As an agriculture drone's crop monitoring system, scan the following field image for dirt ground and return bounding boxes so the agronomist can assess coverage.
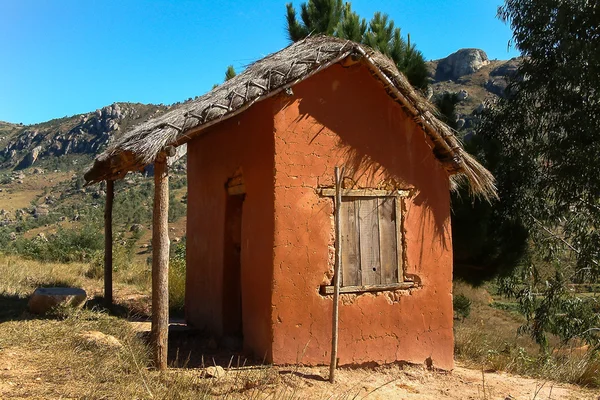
[276,363,600,399]
[1,345,598,399]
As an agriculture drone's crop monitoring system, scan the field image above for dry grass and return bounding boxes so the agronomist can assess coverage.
[453,281,600,388]
[1,254,597,398]
[0,309,310,399]
[0,253,304,399]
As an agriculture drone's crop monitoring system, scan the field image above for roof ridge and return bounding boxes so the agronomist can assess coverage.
[85,35,496,201]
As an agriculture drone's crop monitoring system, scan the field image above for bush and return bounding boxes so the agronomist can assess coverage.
[453,293,472,320]
[11,225,103,263]
[169,238,186,315]
[86,233,138,279]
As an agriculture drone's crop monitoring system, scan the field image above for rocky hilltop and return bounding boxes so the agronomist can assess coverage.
[0,103,169,170]
[0,48,521,172]
[427,48,521,133]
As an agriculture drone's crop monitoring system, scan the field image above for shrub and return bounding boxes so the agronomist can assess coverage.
[453,293,472,320]
[169,238,186,315]
[11,225,103,263]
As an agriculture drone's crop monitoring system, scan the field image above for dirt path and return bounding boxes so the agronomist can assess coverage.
[263,363,599,399]
[1,344,597,400]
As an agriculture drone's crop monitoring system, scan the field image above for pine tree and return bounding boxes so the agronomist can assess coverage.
[225,65,236,81]
[285,1,428,90]
[336,3,366,42]
[285,0,343,41]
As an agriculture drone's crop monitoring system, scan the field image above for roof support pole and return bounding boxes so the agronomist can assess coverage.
[151,153,170,371]
[329,165,344,383]
[104,179,114,307]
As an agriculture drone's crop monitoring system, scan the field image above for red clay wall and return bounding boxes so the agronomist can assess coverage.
[270,63,454,370]
[186,100,275,359]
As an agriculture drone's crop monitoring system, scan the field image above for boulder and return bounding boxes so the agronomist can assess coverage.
[435,49,489,81]
[19,146,43,168]
[28,287,87,314]
[456,89,469,101]
[33,205,49,218]
[490,58,521,77]
[486,77,509,97]
[77,331,122,350]
[130,224,144,233]
[205,366,226,378]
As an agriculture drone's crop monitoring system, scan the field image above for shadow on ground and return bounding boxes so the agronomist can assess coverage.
[0,294,30,322]
[0,291,150,323]
[87,295,151,321]
[136,327,257,369]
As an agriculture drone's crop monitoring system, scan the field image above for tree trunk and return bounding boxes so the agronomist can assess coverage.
[104,180,114,307]
[152,154,170,371]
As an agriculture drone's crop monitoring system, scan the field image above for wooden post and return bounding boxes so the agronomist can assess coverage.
[330,166,344,383]
[152,153,170,371]
[104,180,114,307]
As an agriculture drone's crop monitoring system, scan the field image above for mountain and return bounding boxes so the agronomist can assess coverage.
[0,103,170,171]
[426,48,521,133]
[0,47,520,262]
[0,48,520,173]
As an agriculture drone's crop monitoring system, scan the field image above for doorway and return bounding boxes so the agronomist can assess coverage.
[222,191,244,343]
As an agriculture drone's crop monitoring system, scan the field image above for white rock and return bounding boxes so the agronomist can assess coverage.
[457,89,469,101]
[205,366,226,378]
[78,331,122,350]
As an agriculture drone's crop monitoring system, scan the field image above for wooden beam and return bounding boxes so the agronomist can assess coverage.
[330,166,344,384]
[104,180,114,307]
[151,153,170,371]
[227,183,246,196]
[320,282,415,295]
[319,188,411,197]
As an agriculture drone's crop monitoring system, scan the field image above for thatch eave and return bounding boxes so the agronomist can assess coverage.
[84,35,497,201]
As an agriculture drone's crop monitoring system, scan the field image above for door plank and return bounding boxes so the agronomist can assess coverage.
[340,198,360,286]
[395,197,405,282]
[358,198,381,285]
[378,197,398,284]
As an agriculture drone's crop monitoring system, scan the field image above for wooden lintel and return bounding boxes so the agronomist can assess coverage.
[227,184,246,196]
[320,282,415,295]
[319,188,411,197]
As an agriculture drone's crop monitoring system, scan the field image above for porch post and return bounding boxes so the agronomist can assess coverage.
[104,179,114,307]
[151,152,170,371]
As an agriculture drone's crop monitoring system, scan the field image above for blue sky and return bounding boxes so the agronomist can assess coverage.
[0,0,519,125]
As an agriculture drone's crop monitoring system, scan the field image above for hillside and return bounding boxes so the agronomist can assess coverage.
[427,48,521,134]
[0,47,519,255]
[1,50,599,398]
[0,102,172,171]
[0,47,519,174]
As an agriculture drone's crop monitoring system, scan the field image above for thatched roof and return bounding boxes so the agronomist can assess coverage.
[84,35,496,200]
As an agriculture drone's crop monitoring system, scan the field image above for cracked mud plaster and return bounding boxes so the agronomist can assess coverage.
[180,62,455,369]
[269,62,454,370]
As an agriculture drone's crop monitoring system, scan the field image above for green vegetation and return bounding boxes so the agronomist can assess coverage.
[169,238,186,314]
[10,225,103,263]
[458,0,600,348]
[452,293,471,320]
[285,0,429,90]
[225,65,237,81]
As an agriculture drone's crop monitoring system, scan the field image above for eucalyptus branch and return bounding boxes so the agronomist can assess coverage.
[530,215,599,268]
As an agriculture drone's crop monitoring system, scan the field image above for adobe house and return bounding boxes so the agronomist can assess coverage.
[85,36,495,371]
